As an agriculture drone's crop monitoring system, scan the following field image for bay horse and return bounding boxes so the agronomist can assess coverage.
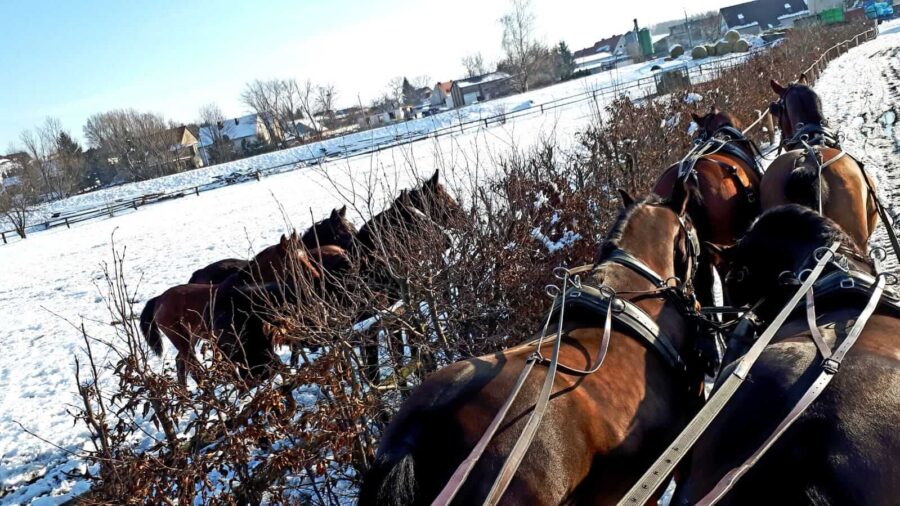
[674,205,900,504]
[653,107,763,301]
[761,75,878,251]
[189,206,355,284]
[653,106,763,372]
[354,169,463,383]
[360,193,710,505]
[140,233,319,385]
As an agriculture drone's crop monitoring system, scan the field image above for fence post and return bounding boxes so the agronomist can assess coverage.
[254,170,261,181]
[132,201,138,210]
[65,217,70,229]
[195,186,200,196]
[540,104,544,113]
[484,119,489,128]
[1,231,5,244]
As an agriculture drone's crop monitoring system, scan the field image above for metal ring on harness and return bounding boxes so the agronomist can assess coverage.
[798,268,814,283]
[869,246,887,262]
[553,266,569,280]
[545,284,561,299]
[778,270,799,286]
[878,272,900,286]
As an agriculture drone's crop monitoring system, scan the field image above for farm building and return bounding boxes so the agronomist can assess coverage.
[720,0,810,34]
[450,72,515,108]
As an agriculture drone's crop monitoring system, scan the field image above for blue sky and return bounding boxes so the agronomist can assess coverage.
[1,0,736,149]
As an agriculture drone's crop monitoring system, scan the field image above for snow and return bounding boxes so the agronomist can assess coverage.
[684,93,704,104]
[198,113,261,147]
[5,23,899,503]
[454,71,512,88]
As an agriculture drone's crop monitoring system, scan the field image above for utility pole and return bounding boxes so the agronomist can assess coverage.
[684,8,694,48]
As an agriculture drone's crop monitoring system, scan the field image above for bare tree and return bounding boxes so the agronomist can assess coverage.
[240,79,284,148]
[499,0,550,92]
[0,154,40,238]
[386,76,405,104]
[462,53,488,77]
[83,109,178,181]
[315,83,338,124]
[198,103,235,165]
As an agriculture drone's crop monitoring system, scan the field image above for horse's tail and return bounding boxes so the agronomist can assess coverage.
[786,163,829,210]
[139,296,163,356]
[358,446,418,506]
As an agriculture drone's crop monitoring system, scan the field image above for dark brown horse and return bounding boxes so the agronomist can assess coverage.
[189,206,355,284]
[355,169,463,383]
[360,193,709,505]
[654,107,763,307]
[761,75,878,250]
[140,234,319,385]
[674,205,900,504]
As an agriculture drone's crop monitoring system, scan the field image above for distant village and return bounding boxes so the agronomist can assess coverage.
[0,0,883,206]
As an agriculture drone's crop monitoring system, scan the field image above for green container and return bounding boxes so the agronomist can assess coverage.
[820,7,845,24]
[639,28,653,57]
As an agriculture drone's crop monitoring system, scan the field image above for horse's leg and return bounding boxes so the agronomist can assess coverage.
[176,353,188,387]
[361,331,380,385]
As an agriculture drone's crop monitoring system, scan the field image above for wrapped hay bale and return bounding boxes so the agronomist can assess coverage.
[734,39,751,52]
[715,40,733,55]
[670,44,685,58]
[706,44,718,57]
[724,29,741,43]
[691,45,708,59]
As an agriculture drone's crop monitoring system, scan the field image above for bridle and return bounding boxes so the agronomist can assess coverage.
[770,84,840,151]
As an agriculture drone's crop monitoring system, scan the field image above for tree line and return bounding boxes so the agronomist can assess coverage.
[1,0,577,238]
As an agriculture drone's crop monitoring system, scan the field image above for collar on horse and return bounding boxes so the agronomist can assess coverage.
[784,123,841,151]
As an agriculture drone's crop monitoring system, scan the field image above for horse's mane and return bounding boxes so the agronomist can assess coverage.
[742,204,861,261]
[597,194,669,262]
[719,111,742,131]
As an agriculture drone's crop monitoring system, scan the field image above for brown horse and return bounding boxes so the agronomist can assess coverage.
[140,234,319,385]
[355,169,463,383]
[359,193,709,505]
[761,75,878,250]
[674,205,900,504]
[189,206,356,284]
[654,107,763,306]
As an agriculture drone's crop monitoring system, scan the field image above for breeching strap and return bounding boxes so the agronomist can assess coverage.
[617,241,841,506]
[698,255,886,504]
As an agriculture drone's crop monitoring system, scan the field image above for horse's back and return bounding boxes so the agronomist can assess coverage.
[762,148,873,248]
[189,258,247,284]
[678,313,900,504]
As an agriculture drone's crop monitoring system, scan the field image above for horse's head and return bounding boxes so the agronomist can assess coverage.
[769,74,825,140]
[302,206,357,250]
[404,170,463,226]
[600,189,700,296]
[711,204,861,308]
[691,105,742,140]
[268,232,320,281]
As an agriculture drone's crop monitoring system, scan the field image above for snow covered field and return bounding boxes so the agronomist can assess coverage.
[22,45,762,228]
[2,22,899,504]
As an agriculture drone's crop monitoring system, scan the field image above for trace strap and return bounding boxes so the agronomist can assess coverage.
[698,254,886,504]
[617,241,841,506]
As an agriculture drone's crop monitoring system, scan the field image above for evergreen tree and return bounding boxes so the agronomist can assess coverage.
[555,41,575,81]
[401,77,418,105]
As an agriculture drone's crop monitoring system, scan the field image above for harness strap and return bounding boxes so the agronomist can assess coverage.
[617,241,840,505]
[483,273,572,505]
[605,249,668,288]
[805,287,832,359]
[698,258,886,504]
[862,168,900,264]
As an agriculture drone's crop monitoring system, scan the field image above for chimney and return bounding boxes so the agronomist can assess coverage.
[633,18,640,33]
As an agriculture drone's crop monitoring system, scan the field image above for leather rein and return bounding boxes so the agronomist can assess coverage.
[431,211,701,506]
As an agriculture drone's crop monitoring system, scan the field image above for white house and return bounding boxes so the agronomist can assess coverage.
[431,81,454,108]
[199,114,279,164]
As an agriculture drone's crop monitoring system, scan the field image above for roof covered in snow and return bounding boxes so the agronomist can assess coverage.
[199,114,261,147]
[721,0,808,29]
[454,72,513,89]
[573,34,624,59]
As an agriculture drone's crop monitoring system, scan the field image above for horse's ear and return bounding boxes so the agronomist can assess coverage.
[710,104,720,115]
[280,234,288,248]
[797,72,808,85]
[338,205,347,217]
[690,112,702,124]
[770,79,786,95]
[330,207,342,221]
[617,188,636,208]
[426,169,440,189]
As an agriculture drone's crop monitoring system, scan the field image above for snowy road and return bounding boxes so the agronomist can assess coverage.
[816,20,900,272]
[1,21,899,504]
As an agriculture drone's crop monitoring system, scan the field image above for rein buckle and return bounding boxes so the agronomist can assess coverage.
[822,358,840,374]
